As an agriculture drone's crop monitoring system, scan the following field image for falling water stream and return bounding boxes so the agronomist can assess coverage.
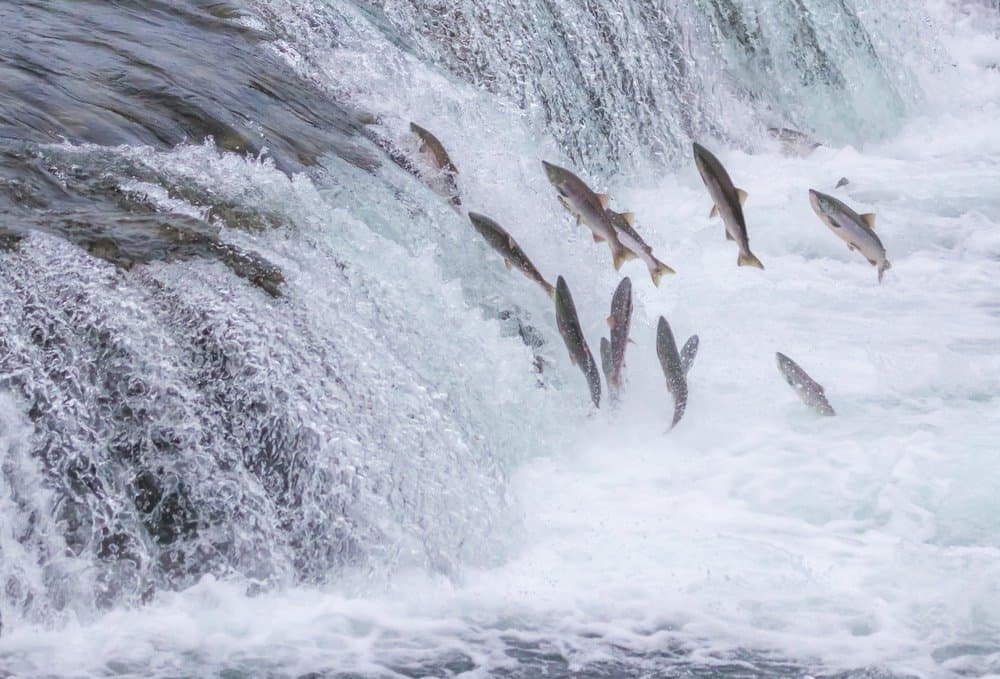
[0,0,998,675]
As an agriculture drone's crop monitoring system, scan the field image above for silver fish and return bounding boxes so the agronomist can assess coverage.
[542,161,636,270]
[605,210,676,285]
[656,316,688,429]
[767,127,821,157]
[555,276,601,407]
[410,122,461,207]
[468,212,555,299]
[692,143,764,269]
[808,189,890,282]
[601,277,633,399]
[775,352,836,416]
[679,335,699,375]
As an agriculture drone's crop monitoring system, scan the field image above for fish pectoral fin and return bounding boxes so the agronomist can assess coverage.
[737,188,748,205]
[503,258,513,270]
[866,257,878,266]
[725,229,734,241]
[606,315,615,330]
[592,232,606,243]
[709,204,719,219]
[575,215,582,227]
[621,211,636,226]
[597,193,611,209]
[847,243,856,251]
[860,213,876,230]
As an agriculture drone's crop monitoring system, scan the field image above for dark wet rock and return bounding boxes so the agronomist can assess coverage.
[160,220,286,297]
[0,0,376,175]
[0,227,22,251]
[0,140,285,295]
[497,307,547,375]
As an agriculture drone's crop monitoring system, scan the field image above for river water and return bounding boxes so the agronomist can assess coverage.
[0,0,998,676]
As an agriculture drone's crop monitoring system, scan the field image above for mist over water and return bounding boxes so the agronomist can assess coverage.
[0,0,998,676]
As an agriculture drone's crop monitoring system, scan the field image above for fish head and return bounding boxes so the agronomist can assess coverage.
[808,189,836,218]
[542,160,571,189]
[656,316,680,367]
[775,352,798,383]
[692,142,728,197]
[612,276,631,308]
[467,212,495,236]
[544,163,596,217]
[691,142,712,177]
[554,276,574,323]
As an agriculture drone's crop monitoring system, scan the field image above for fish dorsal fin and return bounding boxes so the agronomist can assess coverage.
[597,193,610,209]
[860,213,876,230]
[709,204,718,219]
[736,189,748,205]
[606,315,615,329]
[621,212,636,226]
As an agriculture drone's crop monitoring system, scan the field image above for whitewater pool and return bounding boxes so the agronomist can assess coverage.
[0,0,998,676]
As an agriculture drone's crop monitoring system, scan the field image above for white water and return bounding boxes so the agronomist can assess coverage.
[2,1,999,677]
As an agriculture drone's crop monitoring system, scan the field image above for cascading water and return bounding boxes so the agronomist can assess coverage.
[0,0,998,676]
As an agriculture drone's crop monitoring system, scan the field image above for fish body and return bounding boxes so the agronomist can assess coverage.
[605,210,676,285]
[361,127,423,180]
[542,161,634,269]
[410,122,461,207]
[692,143,763,269]
[656,316,688,429]
[555,276,601,407]
[601,277,633,398]
[775,352,836,416]
[468,213,555,298]
[599,337,614,397]
[767,127,821,157]
[679,335,699,375]
[808,189,890,282]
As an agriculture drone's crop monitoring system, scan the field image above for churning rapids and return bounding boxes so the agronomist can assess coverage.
[0,0,999,676]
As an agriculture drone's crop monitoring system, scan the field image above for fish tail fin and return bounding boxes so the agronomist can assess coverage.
[878,260,891,283]
[545,283,556,300]
[587,363,602,408]
[738,251,764,269]
[670,397,686,430]
[650,260,676,287]
[612,245,637,270]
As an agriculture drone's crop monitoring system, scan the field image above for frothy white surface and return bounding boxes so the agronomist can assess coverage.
[2,2,999,677]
